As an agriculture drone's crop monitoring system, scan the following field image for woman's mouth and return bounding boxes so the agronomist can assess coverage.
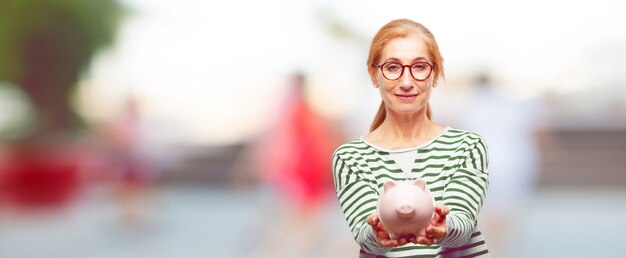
[394,93,418,102]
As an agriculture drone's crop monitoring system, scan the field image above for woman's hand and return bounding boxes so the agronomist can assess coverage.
[367,205,449,247]
[367,213,411,247]
[424,205,449,245]
[406,205,449,246]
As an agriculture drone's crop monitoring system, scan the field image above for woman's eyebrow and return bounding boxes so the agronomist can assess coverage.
[383,57,429,63]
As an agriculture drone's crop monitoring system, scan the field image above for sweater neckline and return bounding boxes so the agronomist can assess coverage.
[359,126,450,153]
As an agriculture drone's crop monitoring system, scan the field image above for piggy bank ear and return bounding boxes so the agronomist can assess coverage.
[413,179,426,190]
[383,181,397,192]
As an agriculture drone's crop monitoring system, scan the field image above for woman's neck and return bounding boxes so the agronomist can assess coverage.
[381,110,432,140]
[366,108,443,150]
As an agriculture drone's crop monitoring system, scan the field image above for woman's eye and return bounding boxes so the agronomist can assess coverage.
[385,64,401,72]
[412,63,428,71]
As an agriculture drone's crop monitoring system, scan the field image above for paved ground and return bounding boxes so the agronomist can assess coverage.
[1,186,625,258]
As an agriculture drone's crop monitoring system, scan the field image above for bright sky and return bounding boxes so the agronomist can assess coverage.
[76,0,626,146]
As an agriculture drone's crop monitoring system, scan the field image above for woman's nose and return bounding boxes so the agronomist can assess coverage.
[399,67,414,89]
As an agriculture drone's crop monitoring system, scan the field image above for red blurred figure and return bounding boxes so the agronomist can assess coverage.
[233,72,346,256]
[256,73,342,213]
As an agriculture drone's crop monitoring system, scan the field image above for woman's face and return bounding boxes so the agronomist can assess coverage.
[375,34,435,115]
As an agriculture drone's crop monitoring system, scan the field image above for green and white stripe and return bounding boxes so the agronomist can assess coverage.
[332,128,490,258]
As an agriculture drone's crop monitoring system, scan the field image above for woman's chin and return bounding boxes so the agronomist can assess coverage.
[390,106,423,114]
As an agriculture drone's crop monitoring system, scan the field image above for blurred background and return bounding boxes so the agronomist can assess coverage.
[1,0,625,257]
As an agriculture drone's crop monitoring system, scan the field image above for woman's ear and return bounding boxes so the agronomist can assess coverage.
[369,70,380,88]
[371,77,379,88]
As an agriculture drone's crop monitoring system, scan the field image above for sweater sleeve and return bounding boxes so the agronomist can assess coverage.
[332,151,392,255]
[439,136,489,247]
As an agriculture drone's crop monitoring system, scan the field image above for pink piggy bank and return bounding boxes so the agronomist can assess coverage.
[377,179,435,239]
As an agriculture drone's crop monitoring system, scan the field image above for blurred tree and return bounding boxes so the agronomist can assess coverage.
[0,0,123,141]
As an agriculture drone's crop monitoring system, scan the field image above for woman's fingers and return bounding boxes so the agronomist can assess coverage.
[367,213,379,226]
[368,213,411,248]
[436,205,449,215]
[415,236,434,246]
[368,213,428,248]
[380,238,399,247]
[435,206,449,222]
[431,206,448,225]
[376,221,384,230]
[426,225,447,238]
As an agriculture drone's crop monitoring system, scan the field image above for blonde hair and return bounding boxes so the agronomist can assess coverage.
[367,19,445,132]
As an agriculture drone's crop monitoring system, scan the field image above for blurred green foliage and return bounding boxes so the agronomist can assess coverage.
[0,0,123,139]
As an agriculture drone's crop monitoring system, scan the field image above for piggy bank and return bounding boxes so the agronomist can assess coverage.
[377,179,435,240]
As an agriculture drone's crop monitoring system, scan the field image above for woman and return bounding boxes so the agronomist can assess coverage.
[332,19,490,257]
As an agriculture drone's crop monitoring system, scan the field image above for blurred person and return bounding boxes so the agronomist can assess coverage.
[332,19,490,257]
[231,72,346,257]
[103,96,157,230]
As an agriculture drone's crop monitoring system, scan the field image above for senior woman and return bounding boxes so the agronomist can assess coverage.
[332,19,490,257]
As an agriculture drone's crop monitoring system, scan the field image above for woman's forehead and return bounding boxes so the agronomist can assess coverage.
[381,35,429,62]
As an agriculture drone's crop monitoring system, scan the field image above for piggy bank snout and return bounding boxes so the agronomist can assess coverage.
[397,204,415,217]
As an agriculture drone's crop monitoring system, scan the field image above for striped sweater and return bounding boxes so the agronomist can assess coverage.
[332,128,490,257]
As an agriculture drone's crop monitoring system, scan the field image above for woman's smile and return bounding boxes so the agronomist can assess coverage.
[394,93,419,102]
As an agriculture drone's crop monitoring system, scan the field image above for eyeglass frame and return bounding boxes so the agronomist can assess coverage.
[376,61,434,81]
